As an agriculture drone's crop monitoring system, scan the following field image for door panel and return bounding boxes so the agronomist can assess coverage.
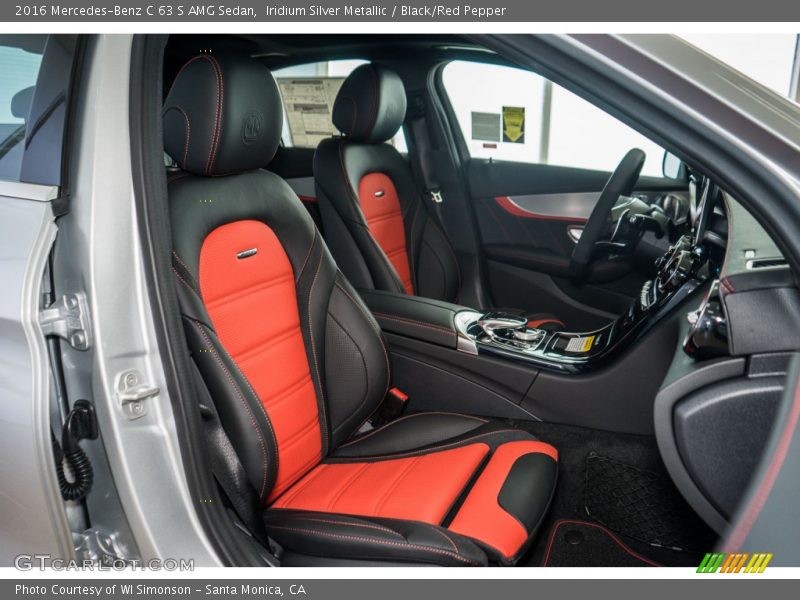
[466,158,689,330]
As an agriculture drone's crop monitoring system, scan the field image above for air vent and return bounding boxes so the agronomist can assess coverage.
[746,257,787,270]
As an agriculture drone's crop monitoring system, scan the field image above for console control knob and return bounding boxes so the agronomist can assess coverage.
[512,329,544,343]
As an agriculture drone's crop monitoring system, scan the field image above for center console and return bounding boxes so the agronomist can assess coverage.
[454,235,708,373]
[358,235,711,434]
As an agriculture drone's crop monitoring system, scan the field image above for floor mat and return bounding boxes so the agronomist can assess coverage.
[514,421,717,567]
[541,519,661,567]
[583,453,714,552]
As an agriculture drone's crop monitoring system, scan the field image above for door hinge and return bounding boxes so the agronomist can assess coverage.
[40,293,92,350]
[115,369,160,420]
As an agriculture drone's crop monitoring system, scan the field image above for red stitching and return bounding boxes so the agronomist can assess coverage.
[338,412,488,449]
[541,519,661,567]
[331,431,522,462]
[427,525,459,554]
[407,202,421,293]
[725,372,800,551]
[373,457,421,514]
[205,55,224,175]
[164,105,191,167]
[326,463,372,511]
[371,312,455,336]
[335,96,358,136]
[366,65,379,139]
[192,321,270,500]
[307,249,330,455]
[172,267,200,298]
[271,462,328,508]
[266,525,478,565]
[270,515,405,540]
[167,171,190,184]
[333,281,391,399]
[296,229,317,283]
[172,55,222,176]
[723,277,736,293]
[431,220,462,295]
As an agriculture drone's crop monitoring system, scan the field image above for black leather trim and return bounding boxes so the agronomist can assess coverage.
[358,289,465,349]
[333,412,488,459]
[497,452,559,532]
[324,274,391,448]
[183,316,279,506]
[164,54,282,176]
[332,63,406,144]
[264,510,487,567]
[328,421,536,463]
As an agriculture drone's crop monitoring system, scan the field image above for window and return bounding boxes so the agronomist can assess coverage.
[273,60,407,151]
[442,60,667,177]
[0,35,46,182]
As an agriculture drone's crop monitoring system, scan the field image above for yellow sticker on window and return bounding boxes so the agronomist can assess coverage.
[502,106,525,143]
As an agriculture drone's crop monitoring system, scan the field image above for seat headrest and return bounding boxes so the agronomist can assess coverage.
[11,86,34,120]
[332,64,407,144]
[163,54,282,176]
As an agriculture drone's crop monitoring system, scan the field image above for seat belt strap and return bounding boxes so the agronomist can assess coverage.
[190,361,271,548]
[406,92,445,210]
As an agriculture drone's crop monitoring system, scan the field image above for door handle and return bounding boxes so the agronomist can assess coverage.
[567,225,584,243]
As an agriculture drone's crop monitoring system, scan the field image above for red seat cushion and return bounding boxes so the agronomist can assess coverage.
[271,438,558,562]
[271,443,489,524]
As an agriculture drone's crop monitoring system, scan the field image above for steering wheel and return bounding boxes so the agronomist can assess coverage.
[569,148,646,280]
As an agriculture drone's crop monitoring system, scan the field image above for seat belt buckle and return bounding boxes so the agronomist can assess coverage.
[429,189,443,204]
[379,387,409,423]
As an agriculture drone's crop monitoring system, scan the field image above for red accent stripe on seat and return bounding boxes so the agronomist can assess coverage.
[359,173,414,294]
[199,219,322,501]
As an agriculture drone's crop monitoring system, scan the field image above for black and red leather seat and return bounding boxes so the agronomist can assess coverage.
[313,63,565,331]
[163,54,558,567]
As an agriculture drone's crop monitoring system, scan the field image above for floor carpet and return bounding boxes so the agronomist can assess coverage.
[511,420,718,567]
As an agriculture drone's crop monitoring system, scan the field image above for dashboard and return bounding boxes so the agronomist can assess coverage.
[653,176,800,533]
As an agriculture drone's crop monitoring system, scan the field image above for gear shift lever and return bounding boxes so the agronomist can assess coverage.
[476,312,546,349]
[476,313,528,337]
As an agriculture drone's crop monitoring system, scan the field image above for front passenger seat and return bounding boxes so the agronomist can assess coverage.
[314,63,565,330]
[163,53,558,567]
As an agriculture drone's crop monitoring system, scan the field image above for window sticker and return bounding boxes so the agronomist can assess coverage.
[470,111,501,142]
[277,77,345,147]
[502,106,525,143]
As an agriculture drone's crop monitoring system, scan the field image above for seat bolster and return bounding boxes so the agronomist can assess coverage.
[449,440,558,565]
[332,412,491,459]
[264,510,488,567]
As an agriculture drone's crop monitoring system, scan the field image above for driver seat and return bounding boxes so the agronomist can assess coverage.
[314,63,566,330]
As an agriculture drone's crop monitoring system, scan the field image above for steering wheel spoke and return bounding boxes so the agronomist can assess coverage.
[570,149,646,280]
